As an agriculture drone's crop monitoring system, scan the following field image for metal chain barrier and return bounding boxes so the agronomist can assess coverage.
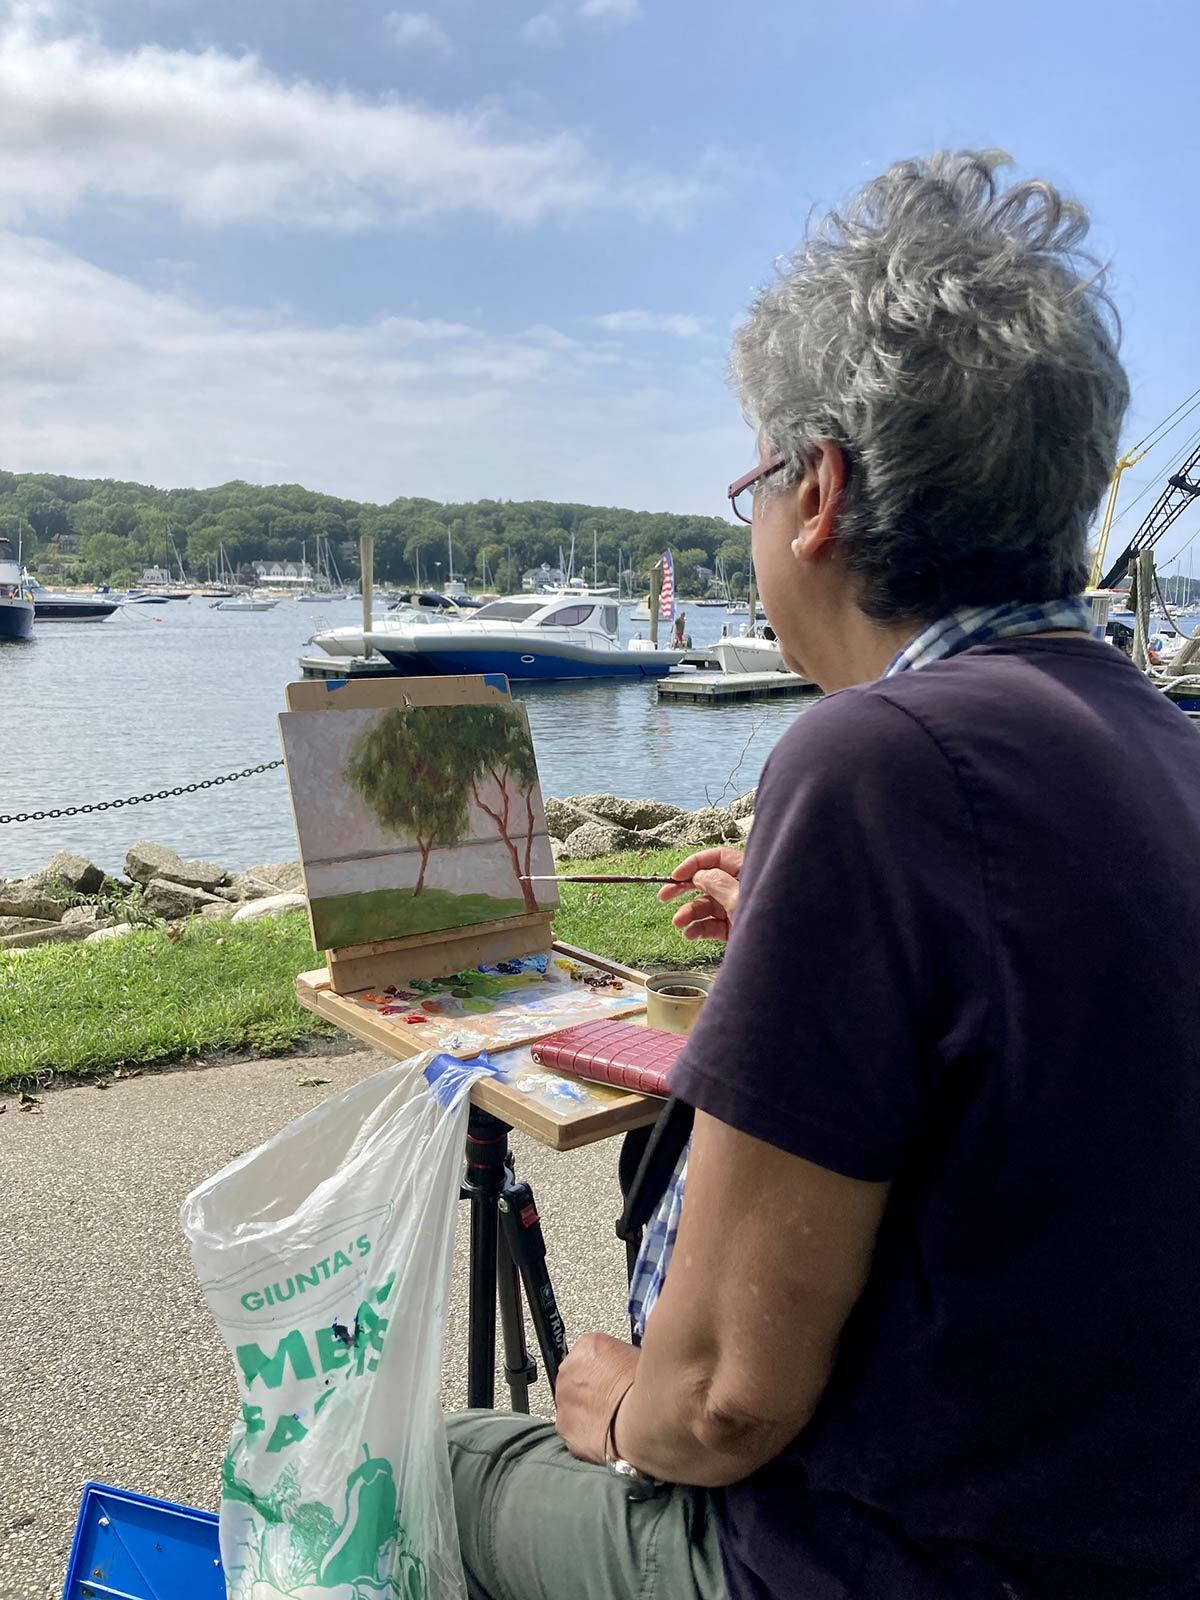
[0,760,284,825]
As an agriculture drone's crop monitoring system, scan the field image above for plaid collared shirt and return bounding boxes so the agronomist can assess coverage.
[627,594,1094,1337]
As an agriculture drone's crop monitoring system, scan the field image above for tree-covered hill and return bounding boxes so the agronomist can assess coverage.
[0,469,749,596]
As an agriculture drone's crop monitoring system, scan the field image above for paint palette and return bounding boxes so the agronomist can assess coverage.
[347,954,646,1058]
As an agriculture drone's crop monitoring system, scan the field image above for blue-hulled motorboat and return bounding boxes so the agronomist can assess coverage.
[0,537,33,640]
[362,592,684,680]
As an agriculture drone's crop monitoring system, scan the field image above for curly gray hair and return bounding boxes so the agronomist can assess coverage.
[731,150,1130,621]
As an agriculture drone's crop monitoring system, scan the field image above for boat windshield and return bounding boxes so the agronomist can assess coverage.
[472,600,545,622]
[539,604,594,627]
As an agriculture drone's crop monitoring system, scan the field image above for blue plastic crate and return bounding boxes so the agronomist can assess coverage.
[62,1483,224,1600]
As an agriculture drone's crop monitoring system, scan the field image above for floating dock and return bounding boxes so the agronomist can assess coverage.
[297,652,400,681]
[657,670,819,703]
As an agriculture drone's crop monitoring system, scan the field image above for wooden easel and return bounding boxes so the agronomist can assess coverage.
[283,674,655,1145]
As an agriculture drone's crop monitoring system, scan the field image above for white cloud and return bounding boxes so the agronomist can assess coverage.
[593,310,706,337]
[520,8,562,45]
[0,234,741,512]
[383,10,453,55]
[579,0,640,21]
[0,11,698,230]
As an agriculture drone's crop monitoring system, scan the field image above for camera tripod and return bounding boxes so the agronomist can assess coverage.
[460,1098,691,1407]
[461,1107,569,1410]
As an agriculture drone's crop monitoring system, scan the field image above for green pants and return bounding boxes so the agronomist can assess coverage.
[446,1410,730,1600]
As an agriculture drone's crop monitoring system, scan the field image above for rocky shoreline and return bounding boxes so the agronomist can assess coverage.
[0,844,306,951]
[0,792,755,952]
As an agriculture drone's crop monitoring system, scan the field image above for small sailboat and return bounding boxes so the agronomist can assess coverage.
[217,593,278,612]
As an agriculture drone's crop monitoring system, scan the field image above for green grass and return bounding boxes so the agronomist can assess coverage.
[311,885,526,950]
[0,912,334,1084]
[0,851,722,1086]
[552,849,725,973]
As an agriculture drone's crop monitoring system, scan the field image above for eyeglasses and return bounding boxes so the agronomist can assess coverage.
[727,453,785,524]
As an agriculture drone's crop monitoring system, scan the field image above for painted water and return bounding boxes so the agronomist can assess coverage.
[0,599,816,878]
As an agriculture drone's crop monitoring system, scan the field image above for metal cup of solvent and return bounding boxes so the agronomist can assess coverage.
[643,973,714,1036]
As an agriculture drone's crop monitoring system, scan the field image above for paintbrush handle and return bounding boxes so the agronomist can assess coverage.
[520,873,677,884]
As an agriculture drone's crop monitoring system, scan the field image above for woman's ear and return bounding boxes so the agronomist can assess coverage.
[792,442,849,561]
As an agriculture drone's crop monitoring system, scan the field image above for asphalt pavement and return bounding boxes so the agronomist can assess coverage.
[0,1044,632,1599]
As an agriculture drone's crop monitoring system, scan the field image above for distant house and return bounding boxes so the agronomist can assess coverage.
[252,559,312,585]
[521,563,566,591]
[56,534,80,554]
[140,565,172,585]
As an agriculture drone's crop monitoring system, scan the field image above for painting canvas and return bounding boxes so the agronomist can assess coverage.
[279,700,559,950]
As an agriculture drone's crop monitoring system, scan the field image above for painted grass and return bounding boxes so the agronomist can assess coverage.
[310,885,528,950]
[0,851,722,1085]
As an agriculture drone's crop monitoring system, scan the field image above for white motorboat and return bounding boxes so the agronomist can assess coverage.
[311,592,467,657]
[713,632,800,676]
[0,537,33,640]
[363,592,685,681]
[217,594,278,612]
[25,576,121,622]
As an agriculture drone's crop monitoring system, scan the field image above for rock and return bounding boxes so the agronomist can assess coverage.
[43,851,106,895]
[0,916,61,938]
[550,837,568,864]
[558,820,639,861]
[142,879,226,919]
[61,905,115,931]
[125,841,228,891]
[0,880,68,921]
[85,922,135,942]
[125,841,183,886]
[198,901,238,921]
[171,857,228,892]
[229,861,305,900]
[567,794,687,832]
[543,798,592,841]
[0,923,88,950]
[735,815,754,839]
[645,806,742,851]
[728,790,758,820]
[230,892,308,923]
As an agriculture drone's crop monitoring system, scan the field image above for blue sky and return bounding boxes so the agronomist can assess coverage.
[1,0,1197,560]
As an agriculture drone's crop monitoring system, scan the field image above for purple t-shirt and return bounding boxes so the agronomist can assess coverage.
[672,638,1200,1600]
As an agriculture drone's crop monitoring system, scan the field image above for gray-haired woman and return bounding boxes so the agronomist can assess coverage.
[446,152,1200,1600]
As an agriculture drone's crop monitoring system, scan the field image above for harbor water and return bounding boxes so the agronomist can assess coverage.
[0,599,816,879]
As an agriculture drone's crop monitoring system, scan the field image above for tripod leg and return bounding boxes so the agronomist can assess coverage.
[466,1188,498,1410]
[500,1178,568,1395]
[495,1226,537,1413]
[463,1108,513,1411]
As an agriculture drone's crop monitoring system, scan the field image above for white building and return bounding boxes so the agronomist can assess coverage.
[521,563,566,591]
[252,559,314,586]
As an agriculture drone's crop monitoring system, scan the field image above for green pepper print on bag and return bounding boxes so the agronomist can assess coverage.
[318,1447,401,1589]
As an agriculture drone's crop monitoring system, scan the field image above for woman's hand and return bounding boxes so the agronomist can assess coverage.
[554,1332,640,1464]
[659,847,744,942]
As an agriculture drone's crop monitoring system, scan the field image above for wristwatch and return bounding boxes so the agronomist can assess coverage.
[604,1390,662,1492]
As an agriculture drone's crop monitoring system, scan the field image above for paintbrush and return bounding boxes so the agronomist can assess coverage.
[519,873,678,885]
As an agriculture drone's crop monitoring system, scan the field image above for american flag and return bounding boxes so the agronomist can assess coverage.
[659,549,675,622]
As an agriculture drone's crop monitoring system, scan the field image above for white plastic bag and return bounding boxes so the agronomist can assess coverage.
[182,1052,488,1600]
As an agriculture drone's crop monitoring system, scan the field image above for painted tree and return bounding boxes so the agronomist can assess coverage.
[451,705,542,913]
[343,707,473,896]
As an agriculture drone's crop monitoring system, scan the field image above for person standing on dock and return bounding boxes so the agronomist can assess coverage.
[445,151,1200,1600]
